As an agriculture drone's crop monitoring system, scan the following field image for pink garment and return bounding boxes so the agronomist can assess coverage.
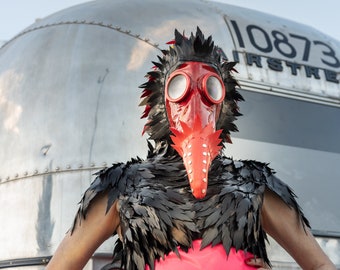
[145,239,256,270]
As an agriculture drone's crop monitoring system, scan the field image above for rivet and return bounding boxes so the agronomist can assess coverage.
[15,173,19,178]
[102,162,107,166]
[90,163,95,167]
[34,170,38,174]
[183,153,187,158]
[203,178,207,183]
[188,152,192,156]
[188,144,192,149]
[202,168,207,173]
[78,164,83,168]
[203,160,207,164]
[6,176,10,180]
[55,167,60,171]
[188,160,192,165]
[191,188,194,193]
[188,169,193,174]
[203,152,207,156]
[202,189,206,194]
[66,165,71,169]
[189,178,193,183]
[202,143,207,148]
[24,171,28,176]
[44,168,48,173]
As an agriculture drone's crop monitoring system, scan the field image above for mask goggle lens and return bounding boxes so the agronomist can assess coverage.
[204,75,225,103]
[166,73,190,102]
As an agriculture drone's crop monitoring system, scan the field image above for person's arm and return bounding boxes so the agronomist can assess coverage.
[46,192,119,270]
[261,189,336,270]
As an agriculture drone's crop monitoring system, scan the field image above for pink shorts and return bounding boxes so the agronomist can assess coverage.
[146,239,256,269]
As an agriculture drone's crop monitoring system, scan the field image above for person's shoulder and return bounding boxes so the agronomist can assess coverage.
[219,157,311,228]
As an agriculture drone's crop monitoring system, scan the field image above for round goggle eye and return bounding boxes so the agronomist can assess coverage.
[167,74,188,101]
[206,76,224,102]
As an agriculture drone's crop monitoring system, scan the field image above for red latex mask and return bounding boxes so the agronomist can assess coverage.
[165,62,225,199]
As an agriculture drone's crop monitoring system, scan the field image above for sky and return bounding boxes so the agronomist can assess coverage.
[0,0,339,42]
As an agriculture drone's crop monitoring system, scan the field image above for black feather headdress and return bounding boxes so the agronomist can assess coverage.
[139,27,244,153]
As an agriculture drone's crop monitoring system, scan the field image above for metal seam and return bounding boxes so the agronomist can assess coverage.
[1,21,160,50]
[0,164,106,185]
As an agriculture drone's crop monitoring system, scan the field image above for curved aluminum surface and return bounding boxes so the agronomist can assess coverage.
[0,0,339,268]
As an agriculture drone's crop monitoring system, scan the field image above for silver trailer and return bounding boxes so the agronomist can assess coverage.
[0,0,339,268]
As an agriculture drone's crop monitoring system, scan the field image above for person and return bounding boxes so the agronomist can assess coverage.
[46,28,336,270]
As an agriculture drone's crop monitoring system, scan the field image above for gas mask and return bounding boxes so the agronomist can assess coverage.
[165,61,225,199]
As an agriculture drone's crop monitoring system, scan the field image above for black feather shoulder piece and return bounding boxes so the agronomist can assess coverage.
[72,153,310,270]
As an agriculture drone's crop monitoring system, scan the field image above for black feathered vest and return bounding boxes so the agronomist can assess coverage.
[74,154,309,270]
